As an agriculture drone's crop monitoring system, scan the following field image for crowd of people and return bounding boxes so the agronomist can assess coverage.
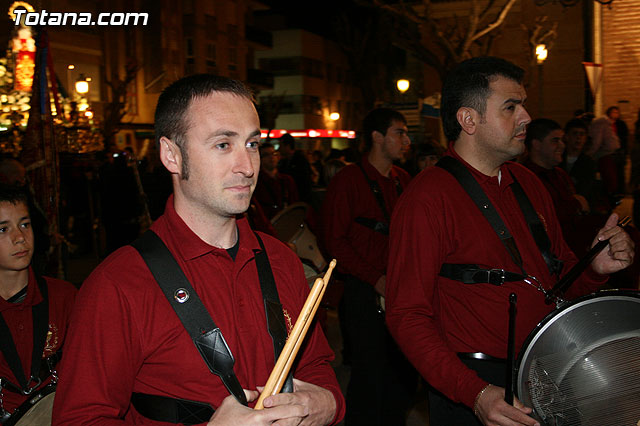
[0,57,638,426]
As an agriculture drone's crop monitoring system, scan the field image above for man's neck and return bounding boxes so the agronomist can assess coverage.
[0,269,29,301]
[367,150,393,178]
[173,196,239,249]
[529,154,552,170]
[453,139,503,177]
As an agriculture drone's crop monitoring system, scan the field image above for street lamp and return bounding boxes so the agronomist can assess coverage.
[536,44,548,64]
[75,74,89,94]
[396,79,410,94]
[329,112,340,121]
[535,44,548,116]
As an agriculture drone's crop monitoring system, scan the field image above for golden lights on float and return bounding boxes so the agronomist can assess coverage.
[9,2,36,92]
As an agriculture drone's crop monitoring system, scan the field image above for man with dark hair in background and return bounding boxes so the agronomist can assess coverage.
[386,57,634,426]
[321,107,415,426]
[523,118,602,257]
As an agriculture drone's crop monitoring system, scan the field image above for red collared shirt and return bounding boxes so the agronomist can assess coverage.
[53,196,344,425]
[320,155,411,285]
[386,146,607,409]
[0,268,76,413]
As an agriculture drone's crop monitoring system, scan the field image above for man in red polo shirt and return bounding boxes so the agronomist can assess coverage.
[386,57,634,426]
[320,108,415,426]
[0,185,76,420]
[53,75,344,425]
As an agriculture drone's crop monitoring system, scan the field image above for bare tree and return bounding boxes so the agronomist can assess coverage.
[332,6,404,110]
[364,0,518,79]
[522,16,558,66]
[101,58,140,151]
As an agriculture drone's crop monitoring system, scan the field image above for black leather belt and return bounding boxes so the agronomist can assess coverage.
[458,352,506,362]
[131,392,214,425]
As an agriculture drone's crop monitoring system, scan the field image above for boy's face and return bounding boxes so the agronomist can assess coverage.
[0,201,33,274]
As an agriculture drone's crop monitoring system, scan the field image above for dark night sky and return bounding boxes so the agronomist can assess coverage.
[258,0,356,40]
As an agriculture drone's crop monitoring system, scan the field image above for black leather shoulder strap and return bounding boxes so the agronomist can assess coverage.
[436,156,563,278]
[132,229,294,404]
[0,274,49,395]
[131,230,248,406]
[437,156,525,274]
[253,233,293,394]
[509,172,563,276]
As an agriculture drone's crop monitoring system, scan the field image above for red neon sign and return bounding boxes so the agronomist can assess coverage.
[261,129,356,139]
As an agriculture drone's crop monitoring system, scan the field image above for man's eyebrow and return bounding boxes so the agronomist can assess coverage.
[210,129,239,138]
[503,97,525,105]
[209,129,261,140]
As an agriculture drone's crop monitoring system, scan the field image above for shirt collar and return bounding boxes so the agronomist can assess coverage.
[0,268,39,311]
[446,143,515,187]
[362,152,398,181]
[153,195,262,262]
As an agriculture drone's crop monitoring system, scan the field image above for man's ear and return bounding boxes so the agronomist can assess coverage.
[371,130,385,148]
[159,136,182,175]
[457,107,478,136]
[530,138,541,153]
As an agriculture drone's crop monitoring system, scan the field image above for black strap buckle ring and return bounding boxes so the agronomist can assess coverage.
[21,376,41,395]
[489,269,508,285]
[471,268,507,286]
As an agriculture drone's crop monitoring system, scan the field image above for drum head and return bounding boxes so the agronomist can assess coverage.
[271,202,327,271]
[9,385,56,426]
[271,203,308,243]
[517,290,640,425]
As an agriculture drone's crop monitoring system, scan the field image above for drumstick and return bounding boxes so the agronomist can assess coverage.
[254,259,337,410]
[505,293,517,405]
[272,261,337,393]
[546,215,631,304]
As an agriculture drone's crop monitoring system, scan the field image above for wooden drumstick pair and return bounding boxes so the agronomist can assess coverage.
[254,259,337,410]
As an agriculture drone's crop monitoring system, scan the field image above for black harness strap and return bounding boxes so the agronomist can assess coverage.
[254,234,293,394]
[354,162,403,235]
[0,275,49,396]
[510,176,564,277]
[131,230,247,407]
[130,229,294,423]
[436,156,563,284]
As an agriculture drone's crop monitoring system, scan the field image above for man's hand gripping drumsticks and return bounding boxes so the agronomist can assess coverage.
[207,260,338,426]
[255,259,337,409]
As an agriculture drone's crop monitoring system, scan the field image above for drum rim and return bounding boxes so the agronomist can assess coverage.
[515,289,640,404]
[5,383,56,426]
[270,202,309,226]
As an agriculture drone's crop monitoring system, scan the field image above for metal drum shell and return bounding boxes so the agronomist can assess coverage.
[516,289,640,426]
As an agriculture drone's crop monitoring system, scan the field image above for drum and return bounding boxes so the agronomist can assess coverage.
[4,383,56,426]
[516,290,640,426]
[271,203,327,273]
